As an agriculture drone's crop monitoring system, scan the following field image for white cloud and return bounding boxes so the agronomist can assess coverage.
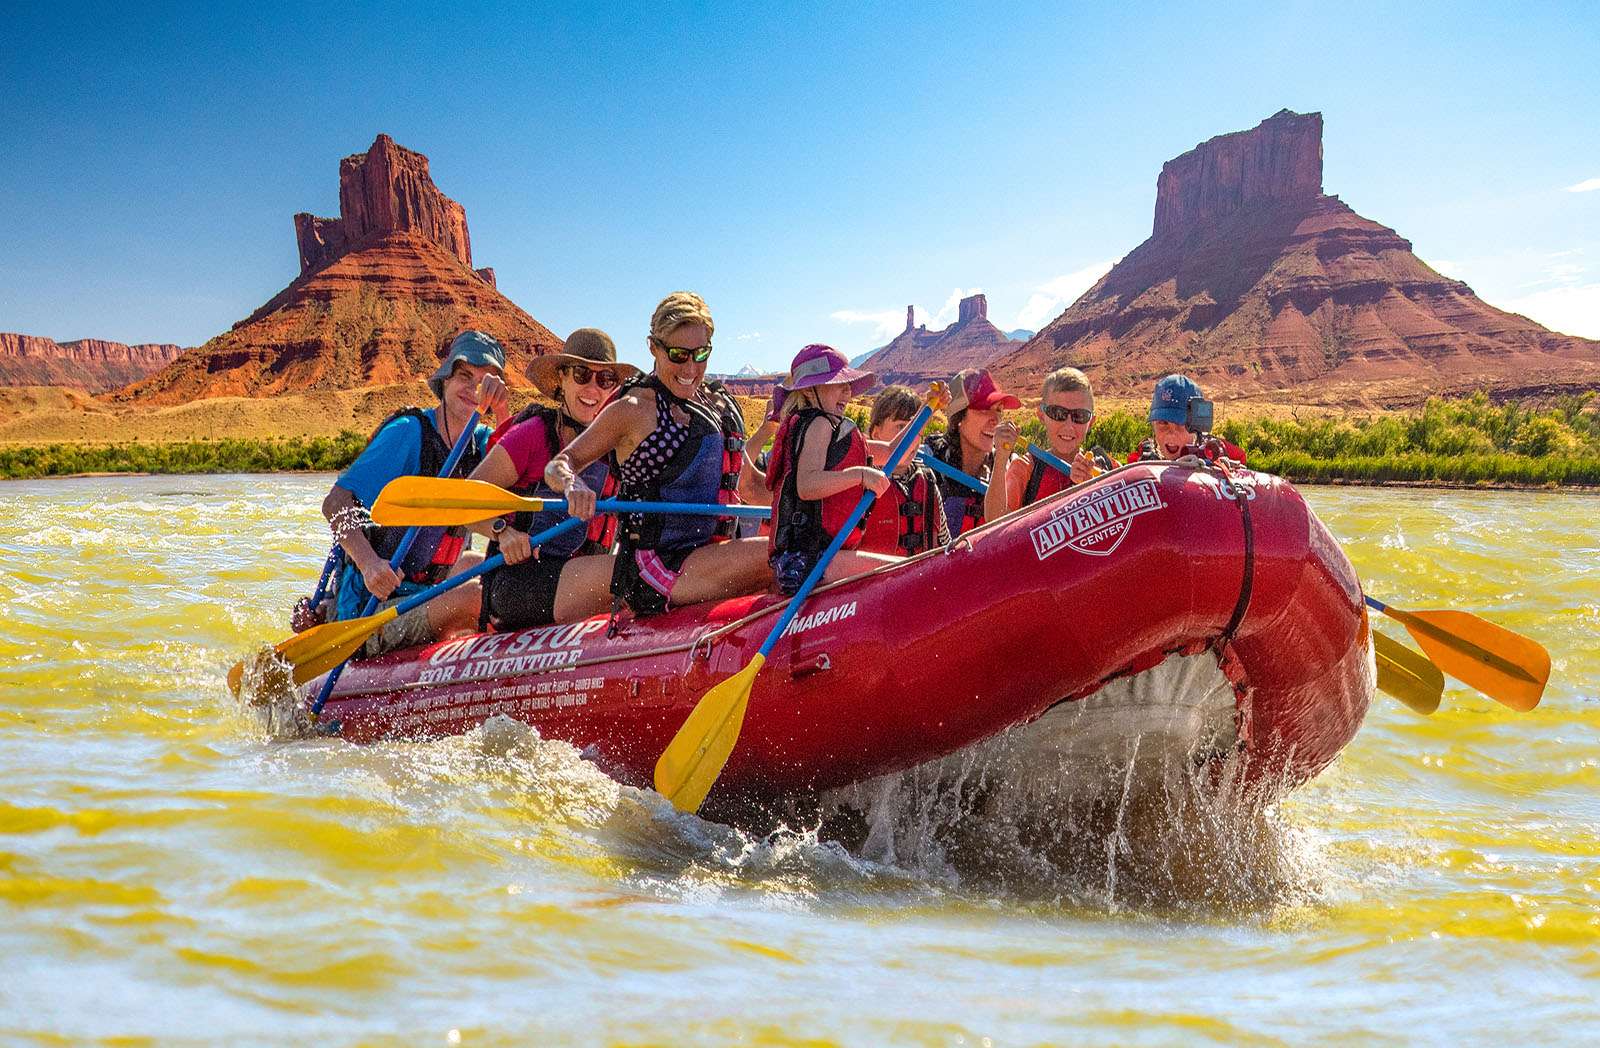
[1563,177,1600,193]
[1013,260,1116,332]
[1499,283,1600,339]
[923,287,983,331]
[736,331,764,341]
[830,308,910,341]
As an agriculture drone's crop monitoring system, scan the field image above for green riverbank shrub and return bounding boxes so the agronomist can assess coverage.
[0,431,368,480]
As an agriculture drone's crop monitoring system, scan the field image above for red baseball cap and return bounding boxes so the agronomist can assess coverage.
[948,368,1021,413]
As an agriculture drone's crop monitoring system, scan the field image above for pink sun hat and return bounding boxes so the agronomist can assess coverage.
[781,343,877,395]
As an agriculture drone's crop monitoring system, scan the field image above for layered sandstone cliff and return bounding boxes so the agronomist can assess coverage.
[121,134,559,405]
[0,333,185,392]
[859,293,1025,386]
[992,110,1600,405]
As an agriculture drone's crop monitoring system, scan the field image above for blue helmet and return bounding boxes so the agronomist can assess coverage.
[1148,374,1203,425]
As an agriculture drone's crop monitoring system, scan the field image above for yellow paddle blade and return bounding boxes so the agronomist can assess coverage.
[655,653,764,813]
[371,476,544,527]
[1380,606,1550,712]
[225,607,399,695]
[1372,629,1443,715]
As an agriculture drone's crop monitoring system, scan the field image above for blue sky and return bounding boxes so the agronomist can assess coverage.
[2,1,1597,374]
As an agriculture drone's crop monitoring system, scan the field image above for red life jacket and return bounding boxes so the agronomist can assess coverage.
[860,464,946,556]
[766,407,867,558]
[1021,452,1073,506]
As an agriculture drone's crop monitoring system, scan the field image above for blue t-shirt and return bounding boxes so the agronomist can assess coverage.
[333,409,491,619]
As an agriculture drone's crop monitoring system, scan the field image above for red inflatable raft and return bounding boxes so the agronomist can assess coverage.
[301,461,1372,809]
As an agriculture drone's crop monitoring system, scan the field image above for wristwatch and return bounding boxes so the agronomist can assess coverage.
[491,516,509,536]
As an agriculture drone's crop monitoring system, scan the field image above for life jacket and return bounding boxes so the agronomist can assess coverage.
[488,403,615,558]
[860,463,945,556]
[613,374,745,554]
[766,407,867,559]
[363,407,485,583]
[1021,452,1074,506]
[926,431,989,537]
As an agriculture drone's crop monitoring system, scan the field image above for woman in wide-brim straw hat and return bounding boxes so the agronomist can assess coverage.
[545,292,772,618]
[464,328,641,629]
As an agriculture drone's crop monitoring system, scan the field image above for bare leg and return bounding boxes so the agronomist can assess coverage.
[427,553,485,638]
[667,537,774,606]
[552,553,617,623]
[822,549,901,584]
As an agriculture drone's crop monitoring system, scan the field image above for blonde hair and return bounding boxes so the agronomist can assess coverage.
[869,385,919,432]
[650,291,715,342]
[1041,366,1091,399]
[778,386,822,422]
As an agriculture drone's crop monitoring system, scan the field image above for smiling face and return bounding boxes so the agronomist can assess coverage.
[957,406,1001,451]
[441,361,501,416]
[1152,419,1196,460]
[810,381,852,416]
[649,322,710,397]
[870,412,923,465]
[558,366,617,425]
[1040,388,1095,458]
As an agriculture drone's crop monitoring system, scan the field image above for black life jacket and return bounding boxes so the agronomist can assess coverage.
[613,374,745,553]
[488,403,614,558]
[363,407,485,583]
[927,430,990,537]
[766,407,867,560]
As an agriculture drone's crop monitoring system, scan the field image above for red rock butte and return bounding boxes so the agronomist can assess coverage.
[991,110,1600,406]
[120,134,561,405]
[859,294,1026,387]
[0,334,185,393]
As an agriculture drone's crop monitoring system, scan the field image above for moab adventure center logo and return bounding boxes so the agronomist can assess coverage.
[1030,478,1166,559]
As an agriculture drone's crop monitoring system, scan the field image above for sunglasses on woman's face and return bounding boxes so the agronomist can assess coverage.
[651,336,713,364]
[562,364,620,390]
[1042,404,1094,425]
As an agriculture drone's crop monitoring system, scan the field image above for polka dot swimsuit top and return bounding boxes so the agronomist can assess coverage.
[619,387,692,489]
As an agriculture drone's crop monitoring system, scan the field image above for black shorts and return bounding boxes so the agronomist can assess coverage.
[482,554,567,630]
[610,546,695,617]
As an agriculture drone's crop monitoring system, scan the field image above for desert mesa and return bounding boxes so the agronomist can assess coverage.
[3,111,1598,444]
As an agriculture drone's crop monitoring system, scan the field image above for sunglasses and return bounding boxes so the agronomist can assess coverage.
[651,336,713,364]
[1042,404,1094,425]
[561,364,620,390]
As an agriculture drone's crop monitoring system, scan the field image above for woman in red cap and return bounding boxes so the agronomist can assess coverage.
[764,344,895,593]
[923,367,1020,536]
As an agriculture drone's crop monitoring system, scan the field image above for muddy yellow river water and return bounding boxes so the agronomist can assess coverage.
[1,474,1595,1044]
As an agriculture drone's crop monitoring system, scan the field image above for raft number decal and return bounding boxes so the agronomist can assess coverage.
[1030,478,1165,560]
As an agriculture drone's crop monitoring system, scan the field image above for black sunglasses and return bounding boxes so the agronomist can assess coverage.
[1042,404,1094,425]
[561,364,620,390]
[650,336,713,364]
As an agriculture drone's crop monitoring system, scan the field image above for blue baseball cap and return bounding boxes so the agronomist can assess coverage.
[1148,374,1203,424]
[430,330,507,399]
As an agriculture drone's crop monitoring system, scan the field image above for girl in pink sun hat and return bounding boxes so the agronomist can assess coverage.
[765,344,899,593]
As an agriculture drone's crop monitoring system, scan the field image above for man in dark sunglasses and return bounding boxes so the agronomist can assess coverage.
[986,365,1103,519]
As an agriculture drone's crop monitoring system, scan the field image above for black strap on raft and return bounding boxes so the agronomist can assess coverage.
[1207,459,1255,649]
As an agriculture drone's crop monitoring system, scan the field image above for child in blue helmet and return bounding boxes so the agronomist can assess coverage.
[1127,374,1246,464]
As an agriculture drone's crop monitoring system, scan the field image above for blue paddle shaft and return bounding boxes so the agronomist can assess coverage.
[916,448,986,493]
[1027,442,1076,478]
[1365,595,1388,613]
[755,402,937,661]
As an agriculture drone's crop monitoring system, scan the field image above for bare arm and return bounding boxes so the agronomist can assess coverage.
[322,484,401,600]
[546,394,648,520]
[794,417,887,500]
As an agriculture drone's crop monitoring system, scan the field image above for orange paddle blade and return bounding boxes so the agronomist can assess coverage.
[1379,605,1549,712]
[1371,629,1443,715]
[226,606,399,696]
[655,654,762,813]
[372,476,544,527]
